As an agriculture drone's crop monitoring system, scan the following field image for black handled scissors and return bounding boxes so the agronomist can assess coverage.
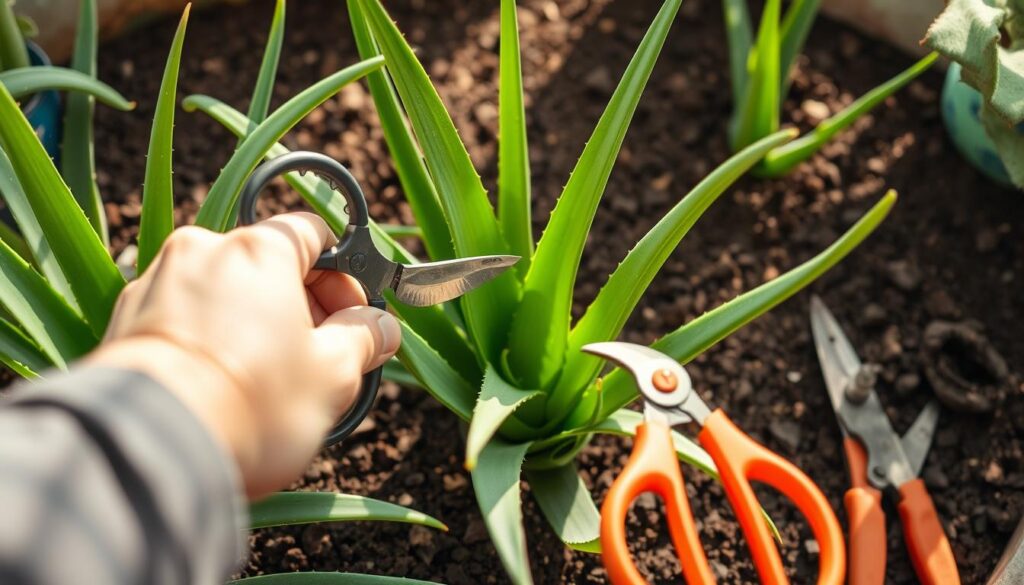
[238,151,519,445]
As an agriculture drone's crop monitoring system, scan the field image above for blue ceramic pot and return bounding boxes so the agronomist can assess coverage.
[19,41,62,162]
[941,62,1015,186]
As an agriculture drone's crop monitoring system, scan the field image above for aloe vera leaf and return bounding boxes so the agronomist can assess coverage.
[0,66,134,109]
[249,492,446,531]
[470,438,534,585]
[465,365,541,470]
[729,0,780,151]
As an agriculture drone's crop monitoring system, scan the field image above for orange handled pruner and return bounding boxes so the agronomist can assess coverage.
[810,296,960,585]
[584,342,846,585]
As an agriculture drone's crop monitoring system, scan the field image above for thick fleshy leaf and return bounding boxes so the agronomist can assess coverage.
[186,56,384,232]
[0,218,29,262]
[0,316,51,377]
[471,438,533,585]
[498,0,533,277]
[382,357,422,388]
[525,463,601,553]
[0,236,96,367]
[466,365,541,469]
[348,0,453,261]
[0,148,75,304]
[229,574,441,585]
[568,191,897,425]
[61,0,106,243]
[396,322,476,421]
[137,6,189,274]
[506,0,683,389]
[359,0,519,366]
[730,0,780,151]
[981,102,1024,186]
[249,492,446,531]
[722,0,753,99]
[778,0,821,93]
[0,82,125,336]
[0,66,134,110]
[550,129,797,417]
[377,224,421,239]
[244,0,285,135]
[0,0,29,70]
[759,53,938,177]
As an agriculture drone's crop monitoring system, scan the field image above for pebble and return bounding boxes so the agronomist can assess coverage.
[895,372,920,396]
[804,539,820,555]
[583,66,614,94]
[886,260,922,291]
[463,517,490,544]
[924,290,959,319]
[924,465,950,489]
[443,473,468,492]
[984,461,1004,484]
[801,99,830,123]
[862,303,887,326]
[769,419,802,453]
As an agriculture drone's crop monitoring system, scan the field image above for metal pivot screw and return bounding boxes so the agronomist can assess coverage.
[652,369,678,393]
[845,364,878,404]
[349,252,367,273]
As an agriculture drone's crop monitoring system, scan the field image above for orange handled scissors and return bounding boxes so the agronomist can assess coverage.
[584,342,845,585]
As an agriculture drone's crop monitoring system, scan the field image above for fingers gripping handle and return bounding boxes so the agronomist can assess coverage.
[842,438,887,585]
[601,421,714,585]
[698,411,846,585]
[898,479,960,585]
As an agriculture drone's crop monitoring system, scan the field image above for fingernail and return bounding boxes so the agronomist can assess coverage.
[377,312,401,355]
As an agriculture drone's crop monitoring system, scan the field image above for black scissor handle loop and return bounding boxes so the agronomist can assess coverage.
[238,151,382,447]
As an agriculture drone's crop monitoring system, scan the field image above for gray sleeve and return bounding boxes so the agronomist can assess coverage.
[0,367,249,585]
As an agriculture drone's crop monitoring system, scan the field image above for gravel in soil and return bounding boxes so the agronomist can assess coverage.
[72,0,1024,582]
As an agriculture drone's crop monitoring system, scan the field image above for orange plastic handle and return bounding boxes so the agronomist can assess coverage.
[699,410,846,585]
[600,420,715,585]
[898,478,960,585]
[842,437,887,585]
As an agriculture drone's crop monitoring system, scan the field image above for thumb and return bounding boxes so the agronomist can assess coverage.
[313,305,402,377]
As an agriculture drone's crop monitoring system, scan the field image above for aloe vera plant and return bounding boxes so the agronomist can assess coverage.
[0,3,442,582]
[194,1,903,582]
[723,0,938,176]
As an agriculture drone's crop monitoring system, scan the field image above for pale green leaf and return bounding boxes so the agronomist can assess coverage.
[759,53,938,177]
[524,463,601,553]
[0,66,134,110]
[470,438,533,585]
[138,6,189,274]
[506,0,683,389]
[186,56,384,232]
[249,492,446,531]
[498,0,533,277]
[466,366,541,469]
[730,0,781,150]
[245,0,285,135]
[229,573,442,585]
[778,0,821,93]
[0,82,125,336]
[61,0,106,244]
[348,0,454,261]
[981,101,1024,186]
[0,316,51,377]
[359,0,519,366]
[0,0,28,71]
[550,128,797,417]
[396,322,476,421]
[723,0,753,99]
[382,357,421,388]
[377,224,421,239]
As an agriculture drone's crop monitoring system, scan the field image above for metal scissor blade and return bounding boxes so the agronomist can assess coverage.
[901,400,941,477]
[392,255,519,307]
[810,295,864,415]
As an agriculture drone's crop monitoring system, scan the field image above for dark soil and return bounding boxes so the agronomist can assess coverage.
[84,0,1023,582]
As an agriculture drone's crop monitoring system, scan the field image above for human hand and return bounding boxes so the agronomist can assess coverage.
[88,212,401,498]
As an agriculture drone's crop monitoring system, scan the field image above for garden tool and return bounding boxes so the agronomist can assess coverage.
[586,342,845,585]
[238,151,519,445]
[810,295,959,585]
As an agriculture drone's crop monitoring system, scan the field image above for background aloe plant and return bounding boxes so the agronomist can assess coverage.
[193,1,905,583]
[723,0,938,176]
[0,2,441,583]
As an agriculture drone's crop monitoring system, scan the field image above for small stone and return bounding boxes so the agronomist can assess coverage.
[804,539,820,555]
[583,66,614,94]
[408,525,436,564]
[925,290,959,319]
[443,473,468,492]
[862,303,887,326]
[769,419,801,453]
[636,492,658,510]
[351,416,377,436]
[801,99,830,124]
[895,373,920,396]
[397,493,414,507]
[886,260,922,292]
[924,465,950,489]
[463,517,489,544]
[786,371,802,384]
[984,461,1004,484]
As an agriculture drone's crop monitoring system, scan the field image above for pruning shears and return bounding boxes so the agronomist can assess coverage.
[810,295,960,585]
[238,151,519,445]
[585,342,845,585]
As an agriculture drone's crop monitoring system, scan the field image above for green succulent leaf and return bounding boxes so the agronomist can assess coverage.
[382,357,422,388]
[0,66,134,110]
[0,235,96,367]
[249,492,447,531]
[0,0,29,71]
[0,217,30,262]
[229,574,442,585]
[506,0,683,390]
[758,52,938,177]
[245,0,285,135]
[0,148,76,305]
[470,438,533,585]
[465,366,542,469]
[0,82,125,336]
[359,0,520,366]
[730,0,781,151]
[778,0,821,93]
[138,6,189,274]
[576,191,897,424]
[0,316,51,377]
[552,128,798,416]
[498,0,533,277]
[396,322,477,421]
[186,56,384,232]
[348,0,454,262]
[524,463,601,553]
[980,102,1024,185]
[722,0,753,99]
[377,223,422,239]
[61,0,106,244]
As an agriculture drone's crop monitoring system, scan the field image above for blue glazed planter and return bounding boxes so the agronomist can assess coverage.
[20,41,62,162]
[941,62,1016,187]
